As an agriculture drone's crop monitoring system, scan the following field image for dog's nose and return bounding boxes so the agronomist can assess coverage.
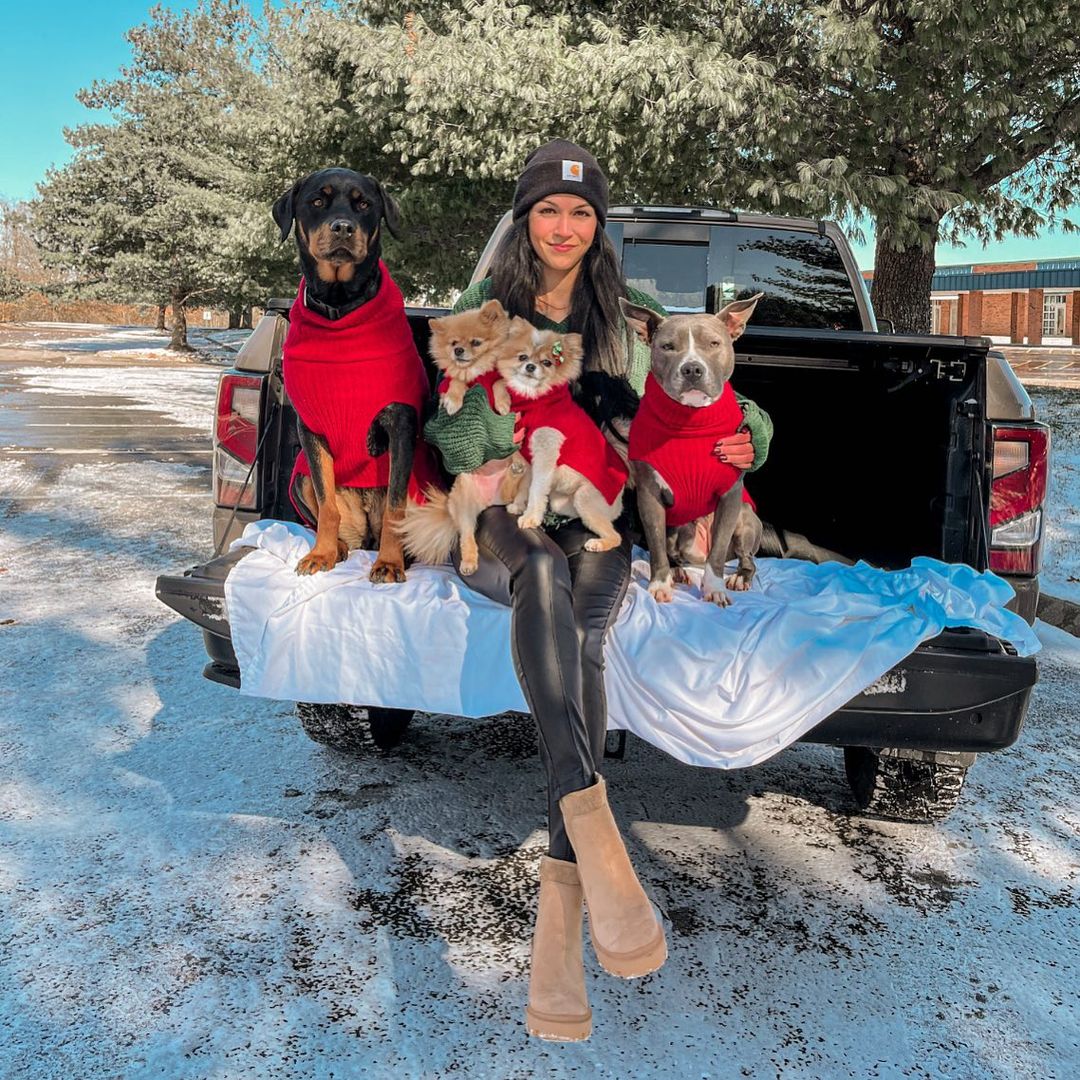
[680,360,706,382]
[329,219,355,236]
[525,363,537,374]
[453,346,466,359]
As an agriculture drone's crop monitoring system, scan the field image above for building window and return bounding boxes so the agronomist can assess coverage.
[1043,293,1067,337]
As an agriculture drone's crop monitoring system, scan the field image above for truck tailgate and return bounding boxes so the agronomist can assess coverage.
[156,552,1038,752]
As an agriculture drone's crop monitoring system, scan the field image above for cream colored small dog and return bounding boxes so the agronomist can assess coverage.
[497,320,629,551]
[427,300,513,416]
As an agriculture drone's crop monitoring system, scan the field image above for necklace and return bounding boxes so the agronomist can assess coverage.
[537,295,571,318]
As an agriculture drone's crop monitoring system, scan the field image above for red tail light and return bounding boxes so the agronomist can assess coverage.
[989,423,1050,575]
[214,373,263,509]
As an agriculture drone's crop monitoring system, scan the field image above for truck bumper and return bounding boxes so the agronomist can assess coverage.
[156,550,247,688]
[803,627,1037,752]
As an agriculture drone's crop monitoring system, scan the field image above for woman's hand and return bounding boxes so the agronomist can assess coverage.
[712,429,754,470]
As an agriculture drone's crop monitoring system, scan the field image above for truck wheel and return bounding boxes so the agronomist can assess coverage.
[366,706,413,750]
[843,747,969,823]
[295,703,413,754]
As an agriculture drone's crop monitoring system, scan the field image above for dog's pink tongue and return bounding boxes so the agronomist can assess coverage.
[679,389,713,407]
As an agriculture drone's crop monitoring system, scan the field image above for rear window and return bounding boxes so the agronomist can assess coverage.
[622,242,709,311]
[621,225,862,330]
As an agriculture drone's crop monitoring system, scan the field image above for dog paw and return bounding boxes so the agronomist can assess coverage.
[518,513,543,530]
[648,576,674,603]
[459,559,478,576]
[369,560,407,584]
[703,588,731,607]
[584,536,619,553]
[506,502,526,516]
[725,571,754,592]
[444,399,461,416]
[296,549,339,575]
[672,566,692,585]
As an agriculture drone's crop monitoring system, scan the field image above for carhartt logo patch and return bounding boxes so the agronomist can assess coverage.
[562,160,584,181]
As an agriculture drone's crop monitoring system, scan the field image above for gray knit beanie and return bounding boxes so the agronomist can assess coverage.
[512,139,609,227]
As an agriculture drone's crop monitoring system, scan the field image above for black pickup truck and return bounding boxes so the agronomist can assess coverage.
[156,206,1050,823]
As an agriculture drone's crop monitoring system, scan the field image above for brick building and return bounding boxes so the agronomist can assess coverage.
[864,257,1080,344]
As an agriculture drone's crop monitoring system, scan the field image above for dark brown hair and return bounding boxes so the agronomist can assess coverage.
[488,217,634,380]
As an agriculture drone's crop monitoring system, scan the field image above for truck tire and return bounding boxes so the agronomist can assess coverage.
[366,706,413,750]
[295,703,413,754]
[843,747,969,823]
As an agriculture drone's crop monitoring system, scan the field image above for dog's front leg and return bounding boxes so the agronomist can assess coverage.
[703,481,746,606]
[295,421,348,575]
[668,522,699,585]
[442,380,467,416]
[517,428,563,530]
[368,402,417,584]
[492,379,511,415]
[726,504,763,592]
[632,462,676,602]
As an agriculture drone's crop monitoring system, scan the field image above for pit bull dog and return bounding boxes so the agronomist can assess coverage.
[621,295,764,606]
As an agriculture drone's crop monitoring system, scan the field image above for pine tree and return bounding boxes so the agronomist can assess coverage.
[315,1,1080,329]
[34,1,293,347]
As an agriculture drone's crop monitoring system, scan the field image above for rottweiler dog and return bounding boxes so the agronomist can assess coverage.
[272,167,429,583]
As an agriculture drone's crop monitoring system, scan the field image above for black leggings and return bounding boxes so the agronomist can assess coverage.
[453,507,633,862]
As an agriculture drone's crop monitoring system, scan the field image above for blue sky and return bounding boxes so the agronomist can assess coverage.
[1,2,1075,271]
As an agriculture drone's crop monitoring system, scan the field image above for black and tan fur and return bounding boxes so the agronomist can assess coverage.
[272,167,416,582]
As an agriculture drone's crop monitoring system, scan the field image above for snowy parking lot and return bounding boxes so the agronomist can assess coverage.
[0,324,1078,1079]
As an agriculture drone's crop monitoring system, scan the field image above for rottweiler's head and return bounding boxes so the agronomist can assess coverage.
[272,168,400,290]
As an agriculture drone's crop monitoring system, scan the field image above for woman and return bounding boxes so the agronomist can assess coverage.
[427,140,771,1041]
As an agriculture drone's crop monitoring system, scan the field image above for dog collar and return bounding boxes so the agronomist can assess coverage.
[301,262,382,321]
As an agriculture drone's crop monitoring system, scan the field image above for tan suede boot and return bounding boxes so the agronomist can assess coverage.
[558,775,667,979]
[525,856,592,1041]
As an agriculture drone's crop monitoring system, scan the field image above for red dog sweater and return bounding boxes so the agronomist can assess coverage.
[283,263,439,518]
[508,383,629,507]
[436,367,502,404]
[628,374,752,527]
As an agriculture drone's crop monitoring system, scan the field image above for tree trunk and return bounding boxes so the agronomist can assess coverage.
[169,289,191,351]
[155,303,167,332]
[870,218,939,335]
[228,306,242,329]
[241,305,253,330]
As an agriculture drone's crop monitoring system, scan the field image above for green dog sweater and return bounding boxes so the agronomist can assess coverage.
[423,382,519,475]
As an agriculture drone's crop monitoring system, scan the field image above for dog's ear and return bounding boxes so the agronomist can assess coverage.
[619,297,663,344]
[373,179,401,239]
[716,292,764,342]
[560,332,585,363]
[271,179,304,243]
[478,299,506,324]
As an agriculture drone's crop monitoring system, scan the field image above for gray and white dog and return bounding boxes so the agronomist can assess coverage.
[621,295,765,606]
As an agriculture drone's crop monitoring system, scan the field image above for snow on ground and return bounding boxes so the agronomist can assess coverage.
[5,322,250,365]
[9,365,221,432]
[0,348,1077,1079]
[1031,388,1080,606]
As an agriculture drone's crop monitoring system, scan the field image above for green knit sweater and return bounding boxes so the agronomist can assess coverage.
[425,277,773,476]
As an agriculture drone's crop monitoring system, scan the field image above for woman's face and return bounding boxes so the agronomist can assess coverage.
[527,195,598,274]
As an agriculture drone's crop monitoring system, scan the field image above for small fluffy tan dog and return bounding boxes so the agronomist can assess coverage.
[497,320,629,551]
[400,304,526,574]
[427,300,512,416]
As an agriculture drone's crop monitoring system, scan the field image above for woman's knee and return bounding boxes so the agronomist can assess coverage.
[515,537,573,596]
